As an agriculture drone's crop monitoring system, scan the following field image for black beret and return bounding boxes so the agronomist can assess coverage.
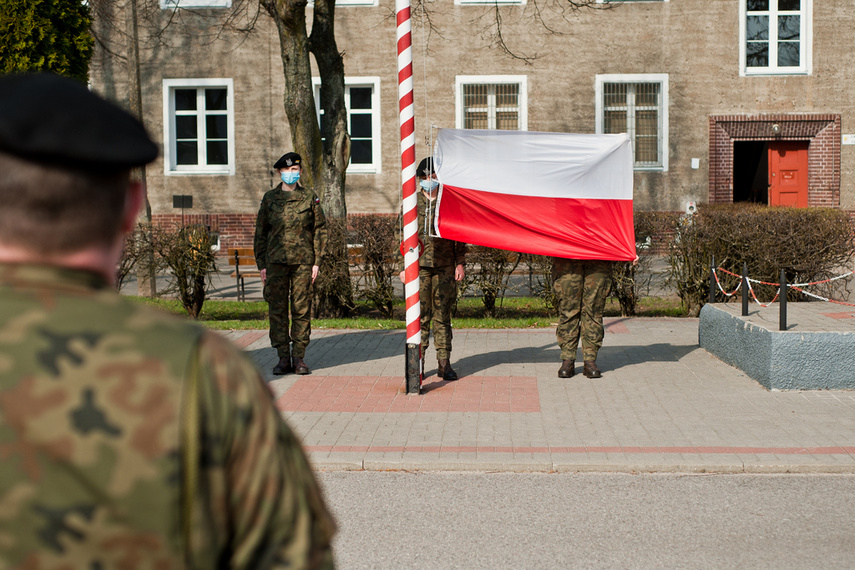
[416,157,434,178]
[274,152,301,169]
[0,73,158,172]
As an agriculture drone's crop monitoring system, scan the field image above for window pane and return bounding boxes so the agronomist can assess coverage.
[207,141,228,165]
[464,85,488,107]
[176,141,198,165]
[496,112,518,131]
[175,89,197,111]
[778,0,799,10]
[604,84,627,107]
[778,41,800,66]
[634,84,659,107]
[351,140,372,164]
[349,87,372,110]
[747,0,769,10]
[464,111,488,130]
[206,115,228,139]
[176,116,197,139]
[636,110,658,137]
[635,135,658,164]
[350,113,372,138]
[778,15,799,40]
[746,16,769,40]
[603,110,626,134]
[205,89,227,111]
[495,84,518,106]
[746,42,769,67]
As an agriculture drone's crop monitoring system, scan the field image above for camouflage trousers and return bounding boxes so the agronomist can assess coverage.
[264,263,313,359]
[553,259,613,362]
[420,265,457,360]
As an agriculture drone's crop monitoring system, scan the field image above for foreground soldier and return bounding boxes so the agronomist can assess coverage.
[254,152,327,376]
[400,158,466,381]
[553,258,613,379]
[0,73,335,569]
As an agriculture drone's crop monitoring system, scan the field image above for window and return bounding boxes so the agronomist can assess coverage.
[740,0,811,75]
[163,79,235,175]
[595,74,669,171]
[160,0,231,7]
[313,77,381,173]
[455,76,528,131]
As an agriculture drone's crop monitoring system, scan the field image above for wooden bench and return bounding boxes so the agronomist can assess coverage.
[227,247,261,301]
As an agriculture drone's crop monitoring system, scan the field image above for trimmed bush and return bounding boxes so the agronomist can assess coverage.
[668,204,855,316]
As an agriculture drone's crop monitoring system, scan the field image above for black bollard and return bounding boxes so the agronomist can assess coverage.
[741,262,749,316]
[405,343,421,394]
[708,255,716,304]
[780,269,787,331]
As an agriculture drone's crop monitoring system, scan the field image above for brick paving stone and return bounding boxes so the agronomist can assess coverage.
[222,307,855,473]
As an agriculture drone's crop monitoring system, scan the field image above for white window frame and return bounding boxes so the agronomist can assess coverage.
[454,75,528,131]
[739,0,812,76]
[160,0,231,8]
[313,77,382,174]
[595,73,669,172]
[163,78,235,176]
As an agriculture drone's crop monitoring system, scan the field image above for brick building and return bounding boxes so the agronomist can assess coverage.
[90,0,854,251]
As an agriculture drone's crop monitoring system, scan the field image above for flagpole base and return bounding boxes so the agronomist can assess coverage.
[405,343,421,395]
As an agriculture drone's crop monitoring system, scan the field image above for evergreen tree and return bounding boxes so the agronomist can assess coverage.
[0,0,93,82]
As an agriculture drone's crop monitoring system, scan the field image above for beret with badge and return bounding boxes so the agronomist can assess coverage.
[0,72,158,173]
[274,152,301,169]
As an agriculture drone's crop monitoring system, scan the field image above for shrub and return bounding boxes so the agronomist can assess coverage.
[668,204,855,316]
[610,211,675,316]
[462,246,523,317]
[152,224,218,319]
[350,215,399,318]
[313,217,356,318]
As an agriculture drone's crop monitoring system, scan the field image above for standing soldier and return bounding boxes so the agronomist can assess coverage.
[400,158,466,381]
[553,258,613,379]
[0,73,335,568]
[254,152,328,375]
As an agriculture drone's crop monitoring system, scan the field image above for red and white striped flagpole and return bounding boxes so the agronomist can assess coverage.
[397,0,421,394]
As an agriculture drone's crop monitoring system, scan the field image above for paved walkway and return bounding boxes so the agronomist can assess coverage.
[220,307,855,474]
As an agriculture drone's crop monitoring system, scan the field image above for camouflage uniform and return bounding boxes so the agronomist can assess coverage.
[254,184,328,360]
[553,258,613,362]
[413,191,466,360]
[0,263,336,569]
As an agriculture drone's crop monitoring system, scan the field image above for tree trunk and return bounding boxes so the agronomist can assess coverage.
[126,0,156,297]
[309,0,349,219]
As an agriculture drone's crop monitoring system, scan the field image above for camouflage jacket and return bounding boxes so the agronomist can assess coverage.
[0,263,335,569]
[402,191,467,270]
[254,184,328,270]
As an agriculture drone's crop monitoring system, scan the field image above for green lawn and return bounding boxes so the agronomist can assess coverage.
[129,295,685,330]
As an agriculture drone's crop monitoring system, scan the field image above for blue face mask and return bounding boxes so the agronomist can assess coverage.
[281,170,300,185]
[420,179,439,192]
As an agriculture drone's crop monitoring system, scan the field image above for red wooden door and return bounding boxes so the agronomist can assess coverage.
[768,142,808,207]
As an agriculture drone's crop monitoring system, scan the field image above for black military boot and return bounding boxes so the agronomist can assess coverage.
[272,357,293,375]
[292,356,311,375]
[437,359,458,381]
[583,360,602,379]
[558,359,575,378]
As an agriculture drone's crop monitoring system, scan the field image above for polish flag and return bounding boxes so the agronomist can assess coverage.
[433,128,636,261]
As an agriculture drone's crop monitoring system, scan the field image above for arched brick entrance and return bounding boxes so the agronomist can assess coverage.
[708,114,841,207]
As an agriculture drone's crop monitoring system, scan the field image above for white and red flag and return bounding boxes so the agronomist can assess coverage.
[433,128,636,261]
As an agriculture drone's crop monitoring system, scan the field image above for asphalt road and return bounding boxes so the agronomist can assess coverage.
[317,471,855,569]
